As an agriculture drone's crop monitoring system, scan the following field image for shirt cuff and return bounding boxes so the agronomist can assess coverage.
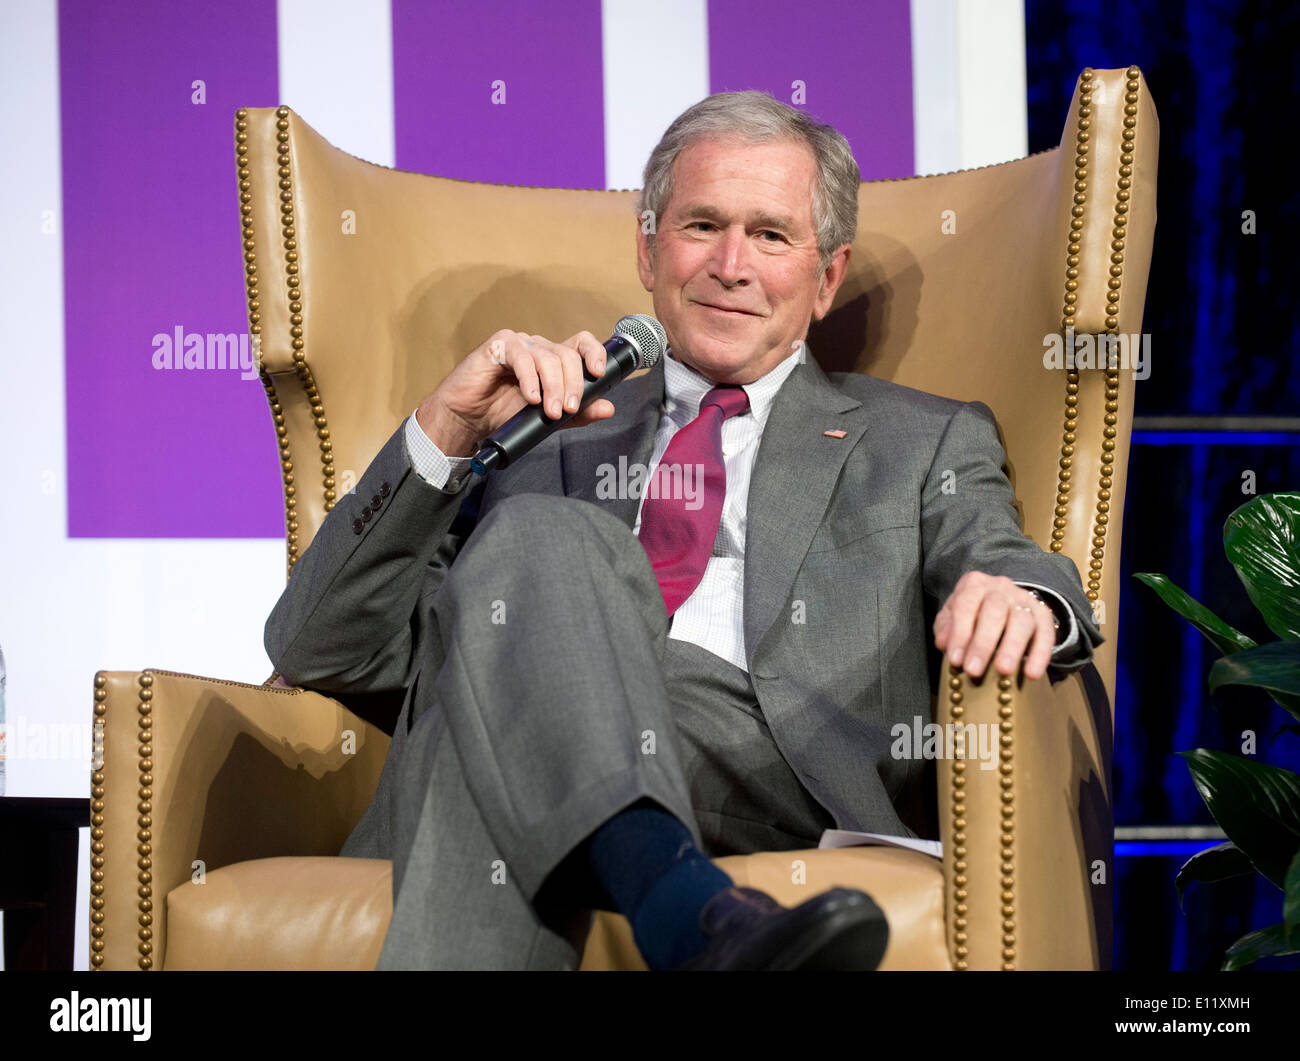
[1013,580,1081,663]
[404,408,476,494]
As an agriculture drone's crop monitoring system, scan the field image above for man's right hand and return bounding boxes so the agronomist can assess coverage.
[415,330,617,457]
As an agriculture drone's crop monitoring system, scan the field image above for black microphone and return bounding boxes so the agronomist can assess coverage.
[470,314,667,477]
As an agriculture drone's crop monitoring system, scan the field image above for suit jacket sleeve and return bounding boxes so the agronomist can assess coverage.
[263,420,484,694]
[919,400,1104,671]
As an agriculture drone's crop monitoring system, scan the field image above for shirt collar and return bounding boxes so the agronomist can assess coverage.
[661,340,808,429]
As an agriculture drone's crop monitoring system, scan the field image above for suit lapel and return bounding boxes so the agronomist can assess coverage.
[744,357,868,663]
[561,353,871,664]
[560,359,664,528]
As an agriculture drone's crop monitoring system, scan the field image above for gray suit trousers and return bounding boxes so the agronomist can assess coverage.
[372,493,833,970]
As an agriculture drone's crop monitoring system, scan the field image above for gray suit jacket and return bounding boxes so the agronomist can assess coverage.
[265,354,1103,848]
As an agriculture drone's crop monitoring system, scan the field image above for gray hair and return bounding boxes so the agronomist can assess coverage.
[638,90,860,273]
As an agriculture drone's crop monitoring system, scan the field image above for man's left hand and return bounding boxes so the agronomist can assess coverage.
[932,572,1056,681]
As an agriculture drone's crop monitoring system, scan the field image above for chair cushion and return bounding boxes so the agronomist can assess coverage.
[164,847,949,970]
[582,846,950,970]
[165,856,392,970]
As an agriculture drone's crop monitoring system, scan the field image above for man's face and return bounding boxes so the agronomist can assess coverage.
[636,136,851,384]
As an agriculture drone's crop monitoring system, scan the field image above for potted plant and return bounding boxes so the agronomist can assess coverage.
[1135,492,1300,969]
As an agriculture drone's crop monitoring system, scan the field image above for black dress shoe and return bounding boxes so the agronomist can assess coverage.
[676,886,889,971]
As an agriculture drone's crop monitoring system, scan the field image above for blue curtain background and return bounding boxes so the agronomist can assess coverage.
[1025,0,1300,970]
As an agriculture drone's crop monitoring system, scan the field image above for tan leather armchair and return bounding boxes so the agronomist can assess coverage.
[90,67,1156,971]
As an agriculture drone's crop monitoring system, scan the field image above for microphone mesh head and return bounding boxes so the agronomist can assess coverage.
[613,314,667,368]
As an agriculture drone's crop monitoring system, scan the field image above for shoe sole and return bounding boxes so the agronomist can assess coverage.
[758,892,889,971]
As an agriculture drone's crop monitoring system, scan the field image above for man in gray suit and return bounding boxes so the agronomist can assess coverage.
[265,91,1102,971]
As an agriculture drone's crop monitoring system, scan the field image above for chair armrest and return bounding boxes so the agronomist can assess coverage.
[91,669,390,970]
[936,657,1112,969]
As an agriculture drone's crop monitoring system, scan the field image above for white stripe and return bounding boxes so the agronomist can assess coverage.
[277,0,395,166]
[910,0,1027,175]
[910,0,961,176]
[955,0,1028,168]
[601,0,710,191]
[0,1,67,969]
[0,1,289,968]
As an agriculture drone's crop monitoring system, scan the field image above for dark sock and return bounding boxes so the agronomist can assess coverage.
[583,799,734,970]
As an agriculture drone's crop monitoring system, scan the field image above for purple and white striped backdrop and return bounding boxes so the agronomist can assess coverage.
[56,0,915,539]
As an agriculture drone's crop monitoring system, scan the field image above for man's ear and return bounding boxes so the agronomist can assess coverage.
[812,243,852,320]
[635,218,656,293]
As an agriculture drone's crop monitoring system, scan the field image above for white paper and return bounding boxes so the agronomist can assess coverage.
[817,829,942,859]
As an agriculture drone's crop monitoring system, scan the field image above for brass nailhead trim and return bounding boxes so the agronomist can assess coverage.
[997,674,1015,970]
[90,675,108,968]
[135,672,154,969]
[1085,67,1141,602]
[237,106,335,577]
[94,658,305,969]
[273,106,338,556]
[947,667,1017,970]
[1052,67,1141,599]
[1051,68,1094,555]
[236,108,299,577]
[142,667,304,694]
[948,665,968,969]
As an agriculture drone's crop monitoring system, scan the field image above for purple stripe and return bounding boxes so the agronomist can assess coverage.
[707,0,914,181]
[393,0,604,187]
[59,0,280,538]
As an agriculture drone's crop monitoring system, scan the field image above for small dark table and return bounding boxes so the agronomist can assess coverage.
[0,796,89,970]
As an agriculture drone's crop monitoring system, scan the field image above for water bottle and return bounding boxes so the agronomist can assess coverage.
[0,642,6,796]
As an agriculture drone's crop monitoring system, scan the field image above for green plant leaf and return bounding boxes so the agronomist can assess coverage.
[1135,571,1300,719]
[1222,923,1300,970]
[1223,493,1300,641]
[1286,848,1300,945]
[1174,842,1254,909]
[1133,572,1257,656]
[1180,749,1300,888]
[1208,641,1300,723]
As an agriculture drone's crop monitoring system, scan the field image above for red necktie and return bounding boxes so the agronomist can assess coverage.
[638,384,751,615]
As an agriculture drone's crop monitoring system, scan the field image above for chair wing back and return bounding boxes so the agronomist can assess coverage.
[235,66,1156,712]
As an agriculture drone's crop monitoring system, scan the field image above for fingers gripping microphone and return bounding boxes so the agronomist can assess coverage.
[470,314,667,477]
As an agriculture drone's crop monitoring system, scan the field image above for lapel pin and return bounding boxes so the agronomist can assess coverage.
[823,428,848,439]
